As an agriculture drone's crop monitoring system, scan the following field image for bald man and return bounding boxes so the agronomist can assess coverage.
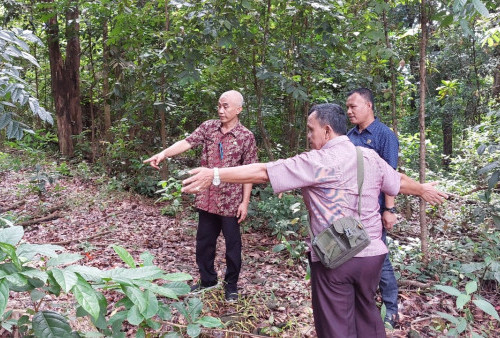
[144,90,258,302]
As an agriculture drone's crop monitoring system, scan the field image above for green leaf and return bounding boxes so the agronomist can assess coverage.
[434,285,462,297]
[186,323,201,337]
[136,328,145,338]
[20,268,48,283]
[30,289,46,302]
[472,0,489,17]
[162,282,190,296]
[488,170,500,190]
[32,311,72,338]
[436,311,460,325]
[140,251,154,266]
[112,245,136,268]
[0,243,22,270]
[157,304,172,321]
[47,253,83,267]
[0,226,23,246]
[143,290,159,319]
[17,244,63,260]
[477,161,499,175]
[105,266,164,280]
[196,316,223,328]
[51,268,78,293]
[127,304,144,326]
[72,276,101,320]
[456,316,468,333]
[172,302,189,319]
[122,285,147,314]
[187,298,203,322]
[148,283,178,300]
[456,294,471,309]
[66,265,105,281]
[472,299,500,321]
[0,279,9,315]
[162,272,192,282]
[465,281,477,295]
[272,244,286,252]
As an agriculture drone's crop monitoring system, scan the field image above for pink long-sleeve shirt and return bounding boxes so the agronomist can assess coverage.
[266,135,401,262]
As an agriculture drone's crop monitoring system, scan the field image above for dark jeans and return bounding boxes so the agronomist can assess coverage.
[380,228,399,318]
[196,210,241,289]
[310,254,387,338]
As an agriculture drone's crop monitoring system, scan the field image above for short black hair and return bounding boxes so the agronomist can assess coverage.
[347,88,375,110]
[308,103,347,135]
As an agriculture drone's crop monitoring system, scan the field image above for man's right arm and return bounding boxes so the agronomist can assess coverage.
[143,139,192,170]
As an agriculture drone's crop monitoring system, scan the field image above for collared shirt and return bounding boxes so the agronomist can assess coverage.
[186,119,258,217]
[347,117,399,208]
[266,136,400,262]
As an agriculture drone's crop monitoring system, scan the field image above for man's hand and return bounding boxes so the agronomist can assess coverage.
[237,202,248,223]
[182,167,213,194]
[421,182,448,205]
[382,210,397,231]
[143,153,165,170]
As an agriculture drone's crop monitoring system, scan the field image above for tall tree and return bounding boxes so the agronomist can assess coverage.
[44,0,82,156]
[418,0,429,261]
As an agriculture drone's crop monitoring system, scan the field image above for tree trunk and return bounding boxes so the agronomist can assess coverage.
[102,21,112,140]
[383,3,398,136]
[45,0,82,157]
[418,0,429,262]
[492,46,500,101]
[442,107,452,169]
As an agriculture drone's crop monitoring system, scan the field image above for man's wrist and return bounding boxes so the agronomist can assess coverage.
[383,206,398,213]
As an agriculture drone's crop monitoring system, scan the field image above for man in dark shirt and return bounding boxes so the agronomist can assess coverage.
[346,88,400,326]
[144,90,258,302]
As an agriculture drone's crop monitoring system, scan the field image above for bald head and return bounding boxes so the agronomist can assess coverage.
[220,90,244,108]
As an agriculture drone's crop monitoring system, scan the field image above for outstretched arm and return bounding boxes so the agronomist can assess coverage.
[182,163,269,193]
[143,140,192,170]
[399,174,448,205]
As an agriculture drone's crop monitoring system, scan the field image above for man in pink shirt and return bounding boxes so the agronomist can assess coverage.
[182,103,447,337]
[144,90,258,302]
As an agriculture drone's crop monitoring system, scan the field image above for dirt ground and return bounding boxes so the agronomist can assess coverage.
[1,167,498,337]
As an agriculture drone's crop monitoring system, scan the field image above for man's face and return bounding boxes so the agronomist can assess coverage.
[346,93,373,127]
[218,93,242,125]
[307,112,328,150]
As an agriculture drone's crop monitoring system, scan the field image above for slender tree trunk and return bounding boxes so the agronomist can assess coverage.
[383,3,398,136]
[250,0,274,160]
[491,47,500,102]
[442,107,452,169]
[44,0,82,157]
[102,21,112,140]
[88,23,97,162]
[418,0,429,262]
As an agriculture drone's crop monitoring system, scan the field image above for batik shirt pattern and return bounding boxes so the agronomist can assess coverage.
[186,119,258,217]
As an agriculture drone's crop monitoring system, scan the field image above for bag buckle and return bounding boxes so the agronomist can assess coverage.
[344,227,353,238]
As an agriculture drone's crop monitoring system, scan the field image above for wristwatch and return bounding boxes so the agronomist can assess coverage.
[383,206,398,213]
[212,167,221,186]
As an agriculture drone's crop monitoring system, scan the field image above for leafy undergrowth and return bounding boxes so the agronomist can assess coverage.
[0,163,499,337]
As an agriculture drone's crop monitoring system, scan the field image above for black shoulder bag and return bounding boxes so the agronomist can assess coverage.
[309,147,371,269]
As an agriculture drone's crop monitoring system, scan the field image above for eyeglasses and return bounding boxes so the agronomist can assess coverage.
[219,141,223,160]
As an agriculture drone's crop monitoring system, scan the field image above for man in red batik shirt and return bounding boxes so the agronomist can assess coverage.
[144,90,258,302]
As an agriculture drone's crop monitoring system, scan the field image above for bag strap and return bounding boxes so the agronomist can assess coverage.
[355,147,364,220]
[308,147,365,240]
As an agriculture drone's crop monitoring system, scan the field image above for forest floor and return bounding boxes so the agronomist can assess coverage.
[1,164,499,337]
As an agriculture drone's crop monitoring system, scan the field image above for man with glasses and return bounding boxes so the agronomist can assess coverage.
[143,90,258,302]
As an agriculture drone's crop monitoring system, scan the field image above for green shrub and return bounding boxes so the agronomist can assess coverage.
[0,225,223,337]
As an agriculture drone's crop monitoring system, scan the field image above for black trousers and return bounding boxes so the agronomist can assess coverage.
[196,210,241,288]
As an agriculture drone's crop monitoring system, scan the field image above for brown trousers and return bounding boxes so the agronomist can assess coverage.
[310,254,386,338]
